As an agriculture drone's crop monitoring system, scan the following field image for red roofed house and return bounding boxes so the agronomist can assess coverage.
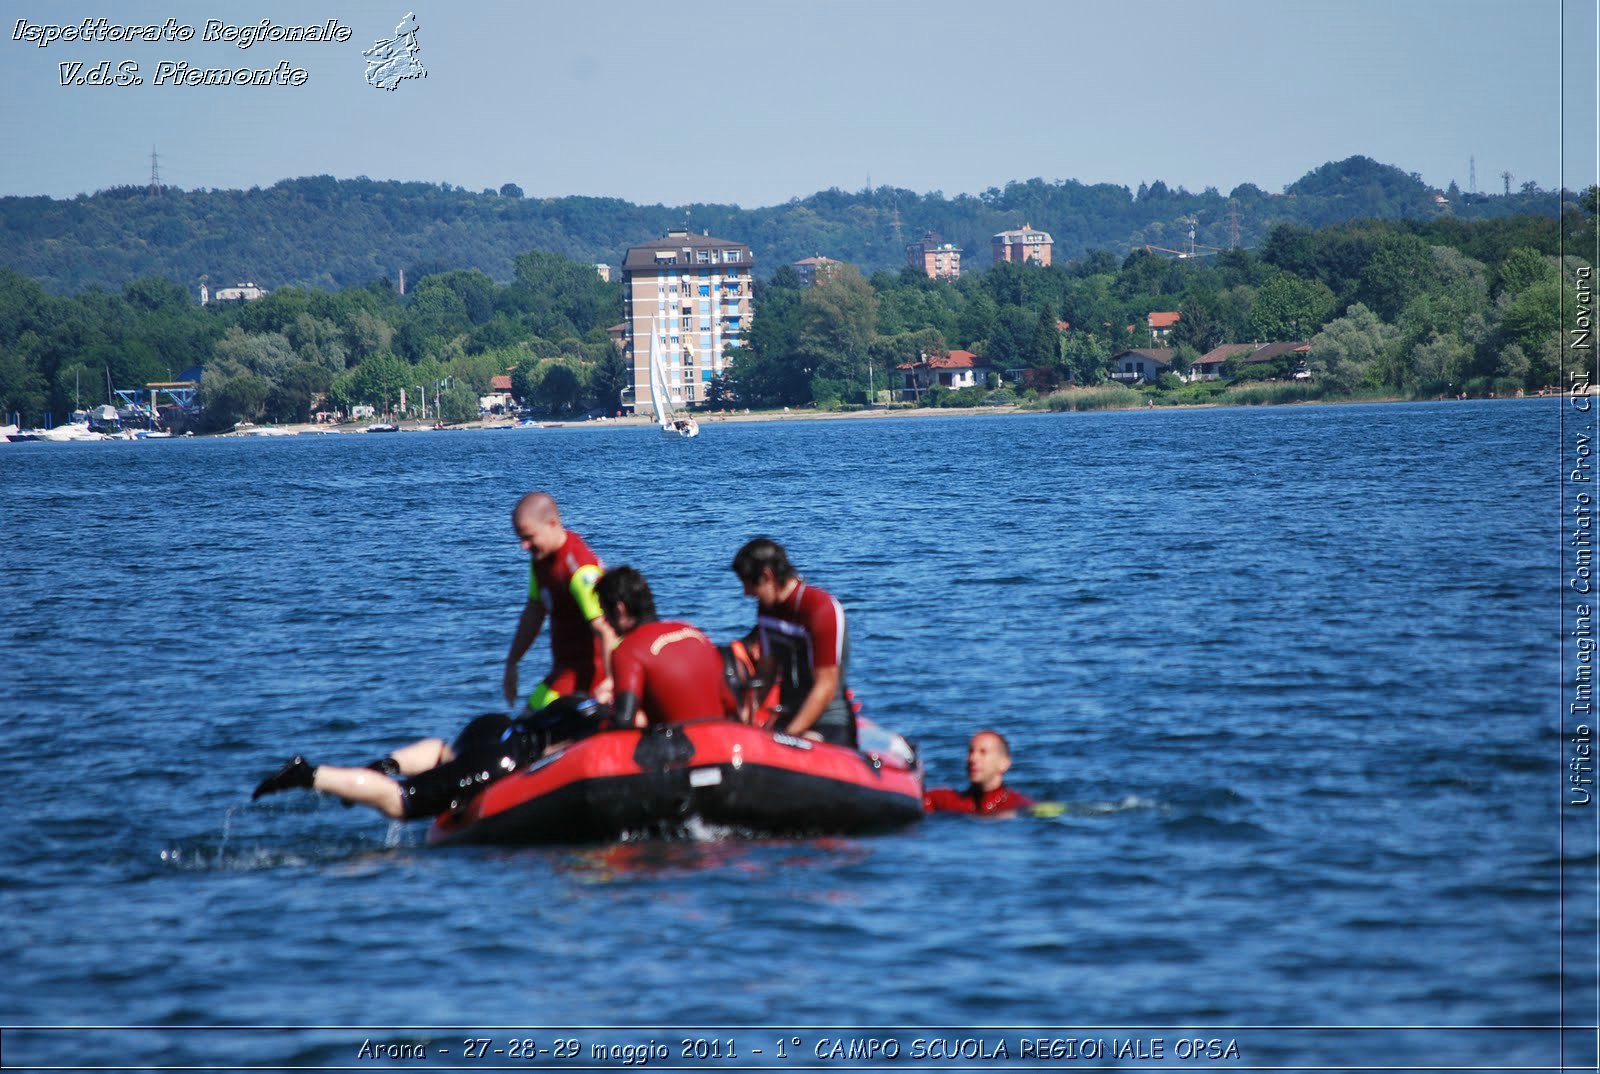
[1147,310,1180,345]
[480,373,515,413]
[896,349,991,400]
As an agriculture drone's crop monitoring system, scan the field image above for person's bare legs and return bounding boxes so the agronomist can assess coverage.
[309,765,406,818]
[387,737,451,774]
[253,737,454,817]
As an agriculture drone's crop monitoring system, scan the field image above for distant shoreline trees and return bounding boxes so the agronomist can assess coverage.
[0,179,1592,427]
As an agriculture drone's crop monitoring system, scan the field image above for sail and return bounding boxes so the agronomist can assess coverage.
[648,316,671,427]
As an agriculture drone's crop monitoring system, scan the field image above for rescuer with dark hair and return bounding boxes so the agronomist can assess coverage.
[598,566,737,728]
[731,537,857,747]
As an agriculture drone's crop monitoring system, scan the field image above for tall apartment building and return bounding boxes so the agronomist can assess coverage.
[621,230,753,414]
[906,231,961,279]
[992,223,1053,266]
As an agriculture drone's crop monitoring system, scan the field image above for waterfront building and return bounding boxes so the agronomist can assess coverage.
[991,224,1053,267]
[896,349,990,400]
[1109,348,1174,384]
[621,230,753,414]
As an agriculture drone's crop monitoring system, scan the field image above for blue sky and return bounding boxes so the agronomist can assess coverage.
[0,0,1594,206]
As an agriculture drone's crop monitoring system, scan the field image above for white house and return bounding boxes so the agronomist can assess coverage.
[896,350,991,400]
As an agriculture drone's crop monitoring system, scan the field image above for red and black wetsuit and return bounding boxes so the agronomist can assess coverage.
[612,620,737,726]
[530,530,606,698]
[923,785,1035,815]
[756,580,856,747]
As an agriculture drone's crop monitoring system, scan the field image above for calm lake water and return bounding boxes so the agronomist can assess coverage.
[1,401,1593,1071]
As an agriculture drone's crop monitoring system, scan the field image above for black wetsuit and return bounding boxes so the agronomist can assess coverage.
[398,699,601,818]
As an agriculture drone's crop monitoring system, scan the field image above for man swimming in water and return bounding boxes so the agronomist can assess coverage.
[504,491,616,710]
[923,730,1035,817]
[731,537,857,747]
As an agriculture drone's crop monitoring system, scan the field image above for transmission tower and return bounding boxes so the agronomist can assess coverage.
[1469,156,1476,194]
[1228,199,1240,249]
[1502,171,1513,197]
[147,146,162,194]
[890,194,903,250]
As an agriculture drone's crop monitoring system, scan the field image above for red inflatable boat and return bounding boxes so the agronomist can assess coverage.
[427,718,923,847]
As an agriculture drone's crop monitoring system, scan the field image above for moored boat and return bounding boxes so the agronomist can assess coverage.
[428,717,922,847]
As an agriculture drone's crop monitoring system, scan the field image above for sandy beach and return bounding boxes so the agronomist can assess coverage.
[189,387,1583,439]
[248,404,1032,436]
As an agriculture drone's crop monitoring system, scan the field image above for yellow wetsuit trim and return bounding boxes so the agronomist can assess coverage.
[571,563,603,622]
[527,681,562,711]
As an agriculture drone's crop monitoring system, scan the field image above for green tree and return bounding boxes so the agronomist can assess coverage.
[510,250,621,339]
[535,363,582,411]
[214,327,297,380]
[511,359,543,405]
[438,383,479,422]
[284,313,348,372]
[0,349,46,423]
[1308,303,1397,392]
[1498,276,1562,373]
[1170,342,1200,377]
[345,309,395,361]
[1059,332,1112,385]
[589,347,630,412]
[346,351,411,414]
[1029,307,1060,368]
[198,362,271,429]
[1410,331,1473,389]
[1356,234,1436,319]
[800,264,880,396]
[956,289,998,348]
[1250,272,1335,340]
[1495,343,1530,382]
[265,361,333,423]
[1172,295,1222,353]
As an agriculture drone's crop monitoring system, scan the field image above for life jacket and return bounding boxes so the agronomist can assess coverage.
[721,636,783,728]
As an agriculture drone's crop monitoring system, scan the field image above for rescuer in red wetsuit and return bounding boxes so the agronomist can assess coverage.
[731,537,857,747]
[597,566,737,727]
[503,492,617,711]
[924,730,1035,817]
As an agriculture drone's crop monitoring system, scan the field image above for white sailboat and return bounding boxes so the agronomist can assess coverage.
[649,315,699,438]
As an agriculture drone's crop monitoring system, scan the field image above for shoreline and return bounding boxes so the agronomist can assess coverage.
[20,389,1572,442]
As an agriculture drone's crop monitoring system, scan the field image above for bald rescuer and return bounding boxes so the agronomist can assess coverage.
[503,492,617,710]
[923,730,1036,817]
[598,566,738,727]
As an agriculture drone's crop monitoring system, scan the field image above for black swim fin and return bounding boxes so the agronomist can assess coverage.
[252,755,316,800]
